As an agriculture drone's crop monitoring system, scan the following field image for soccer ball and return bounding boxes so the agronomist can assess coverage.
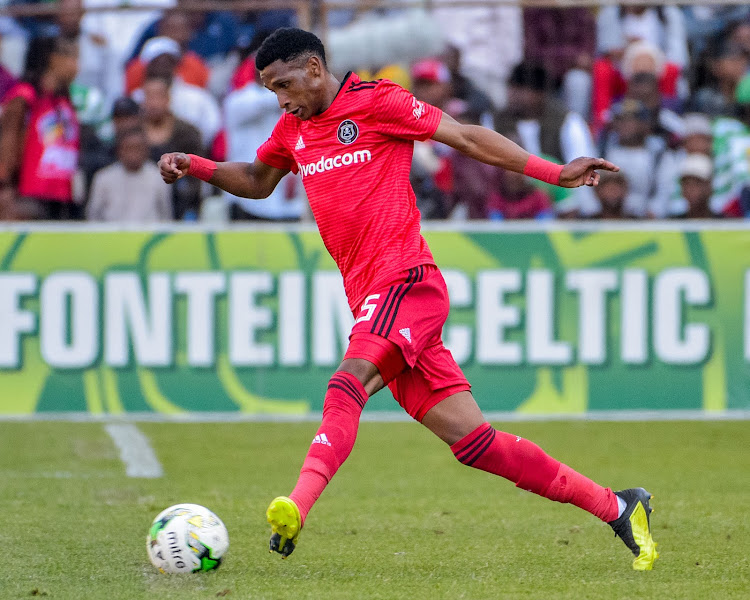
[147,503,229,573]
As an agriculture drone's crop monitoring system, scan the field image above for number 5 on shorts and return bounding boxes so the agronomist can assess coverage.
[355,294,381,324]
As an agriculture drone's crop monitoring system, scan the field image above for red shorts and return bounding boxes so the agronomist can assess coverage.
[344,264,470,421]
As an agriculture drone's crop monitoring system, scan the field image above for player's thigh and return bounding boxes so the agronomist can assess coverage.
[388,339,472,431]
[420,391,485,446]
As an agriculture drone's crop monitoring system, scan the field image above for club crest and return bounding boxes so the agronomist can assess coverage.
[337,120,359,144]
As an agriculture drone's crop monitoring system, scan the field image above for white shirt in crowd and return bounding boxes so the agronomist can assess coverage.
[516,112,601,215]
[605,138,679,218]
[597,5,689,69]
[80,0,175,107]
[222,82,304,220]
[87,161,172,222]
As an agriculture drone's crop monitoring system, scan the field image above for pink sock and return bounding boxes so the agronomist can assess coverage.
[451,423,618,522]
[289,372,368,524]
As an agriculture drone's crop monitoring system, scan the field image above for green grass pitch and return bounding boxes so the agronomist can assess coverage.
[1,420,748,599]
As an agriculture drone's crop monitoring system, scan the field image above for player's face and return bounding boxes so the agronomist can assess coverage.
[260,56,326,121]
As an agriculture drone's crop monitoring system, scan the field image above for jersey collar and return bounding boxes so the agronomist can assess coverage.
[311,71,355,122]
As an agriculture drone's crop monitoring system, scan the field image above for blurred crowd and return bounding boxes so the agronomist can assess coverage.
[1,1,750,223]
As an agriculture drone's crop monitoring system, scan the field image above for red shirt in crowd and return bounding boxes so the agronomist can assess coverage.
[591,57,681,135]
[5,83,79,202]
[257,73,441,310]
[125,52,210,94]
[488,187,554,220]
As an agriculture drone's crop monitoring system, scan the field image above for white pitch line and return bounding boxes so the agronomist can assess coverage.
[104,423,163,479]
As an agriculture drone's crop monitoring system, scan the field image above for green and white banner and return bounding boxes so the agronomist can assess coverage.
[1,224,749,416]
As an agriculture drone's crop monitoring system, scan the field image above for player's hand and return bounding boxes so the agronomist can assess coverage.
[559,157,619,188]
[159,152,191,184]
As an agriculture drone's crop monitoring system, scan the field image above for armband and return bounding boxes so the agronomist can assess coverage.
[523,155,563,186]
[186,154,217,182]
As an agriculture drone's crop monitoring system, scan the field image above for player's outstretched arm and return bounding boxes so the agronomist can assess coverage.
[431,112,618,188]
[158,153,288,199]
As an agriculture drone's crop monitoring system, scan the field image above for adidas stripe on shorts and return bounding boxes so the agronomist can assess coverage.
[348,264,470,421]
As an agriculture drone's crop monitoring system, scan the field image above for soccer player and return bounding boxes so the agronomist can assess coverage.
[159,28,658,571]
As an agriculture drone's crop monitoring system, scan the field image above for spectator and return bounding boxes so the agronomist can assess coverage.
[229,29,273,92]
[711,75,750,216]
[626,71,684,143]
[442,44,494,124]
[523,7,596,118]
[692,38,749,117]
[495,61,599,216]
[87,127,171,222]
[141,74,203,220]
[128,1,239,63]
[597,5,689,69]
[0,35,79,220]
[125,29,209,94]
[593,171,630,220]
[131,37,221,147]
[683,5,750,58]
[680,113,714,155]
[77,96,143,200]
[410,59,455,219]
[445,99,501,219]
[411,59,453,110]
[77,0,175,106]
[592,40,683,135]
[600,99,679,218]
[55,0,116,108]
[111,96,143,136]
[222,58,304,221]
[9,0,126,110]
[672,153,717,218]
[665,112,714,216]
[487,170,554,220]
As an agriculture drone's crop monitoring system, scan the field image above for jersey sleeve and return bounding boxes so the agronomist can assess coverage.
[372,79,442,141]
[256,115,298,173]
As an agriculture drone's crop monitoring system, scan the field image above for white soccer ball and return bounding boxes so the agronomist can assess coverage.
[147,503,229,573]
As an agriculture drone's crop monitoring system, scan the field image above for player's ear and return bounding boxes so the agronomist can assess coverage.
[307,55,323,78]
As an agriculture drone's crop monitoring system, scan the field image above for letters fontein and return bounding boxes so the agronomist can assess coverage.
[2,267,746,371]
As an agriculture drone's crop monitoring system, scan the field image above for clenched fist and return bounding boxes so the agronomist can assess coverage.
[159,153,191,184]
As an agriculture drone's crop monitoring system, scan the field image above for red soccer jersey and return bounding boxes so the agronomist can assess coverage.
[256,73,442,311]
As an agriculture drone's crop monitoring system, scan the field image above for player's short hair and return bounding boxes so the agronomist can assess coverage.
[255,27,326,71]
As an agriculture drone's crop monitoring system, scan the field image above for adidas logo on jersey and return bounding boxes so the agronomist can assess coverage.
[312,433,331,446]
[297,150,372,178]
[399,328,412,343]
[295,135,305,150]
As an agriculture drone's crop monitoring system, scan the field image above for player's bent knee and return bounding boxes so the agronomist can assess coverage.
[336,358,381,390]
[421,391,485,446]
